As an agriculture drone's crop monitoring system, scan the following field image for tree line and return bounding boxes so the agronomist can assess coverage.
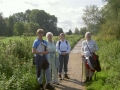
[0,9,64,36]
[79,0,120,39]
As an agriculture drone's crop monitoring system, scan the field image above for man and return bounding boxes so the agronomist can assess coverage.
[32,29,55,90]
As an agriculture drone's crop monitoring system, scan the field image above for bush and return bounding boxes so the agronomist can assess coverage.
[86,36,120,90]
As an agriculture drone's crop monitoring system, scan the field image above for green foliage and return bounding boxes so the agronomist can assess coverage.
[74,27,80,34]
[0,13,6,36]
[66,29,73,35]
[0,9,63,36]
[80,27,87,37]
[82,5,102,34]
[13,22,25,35]
[99,0,120,39]
[24,22,40,34]
[0,35,82,90]
[86,36,120,90]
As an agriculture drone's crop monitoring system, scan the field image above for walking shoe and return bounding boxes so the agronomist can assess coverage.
[83,77,89,83]
[39,84,44,90]
[59,74,62,80]
[45,83,55,90]
[64,74,70,79]
[52,81,59,85]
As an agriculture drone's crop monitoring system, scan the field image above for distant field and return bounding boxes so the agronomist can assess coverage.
[0,36,42,43]
[0,35,68,42]
[0,35,81,49]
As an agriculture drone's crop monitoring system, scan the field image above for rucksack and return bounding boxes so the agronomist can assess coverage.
[85,41,101,72]
[58,40,68,50]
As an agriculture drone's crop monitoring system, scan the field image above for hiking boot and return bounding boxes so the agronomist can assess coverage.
[59,74,62,80]
[39,84,44,90]
[64,74,70,79]
[45,83,55,90]
[83,77,89,83]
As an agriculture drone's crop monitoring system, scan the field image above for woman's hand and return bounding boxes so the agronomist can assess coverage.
[81,53,84,58]
[61,52,67,55]
[41,51,49,54]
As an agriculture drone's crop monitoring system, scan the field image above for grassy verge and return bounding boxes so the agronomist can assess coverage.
[0,35,82,90]
[86,36,120,90]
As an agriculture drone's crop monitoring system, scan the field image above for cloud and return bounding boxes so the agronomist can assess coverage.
[57,18,73,31]
[60,7,84,14]
[24,0,39,7]
[58,7,85,31]
[0,0,3,3]
[47,0,59,5]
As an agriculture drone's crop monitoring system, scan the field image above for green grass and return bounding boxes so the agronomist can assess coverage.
[86,36,120,90]
[0,35,82,90]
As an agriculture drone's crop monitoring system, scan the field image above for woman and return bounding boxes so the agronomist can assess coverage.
[46,32,59,85]
[32,29,55,90]
[56,33,71,80]
[81,32,98,83]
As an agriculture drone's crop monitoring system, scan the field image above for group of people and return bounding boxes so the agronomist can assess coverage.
[32,29,71,90]
[32,29,98,90]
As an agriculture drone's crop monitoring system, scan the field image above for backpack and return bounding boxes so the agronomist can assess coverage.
[85,41,101,72]
[58,40,68,50]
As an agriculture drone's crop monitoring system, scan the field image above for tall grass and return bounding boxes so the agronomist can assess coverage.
[0,35,82,90]
[86,36,120,90]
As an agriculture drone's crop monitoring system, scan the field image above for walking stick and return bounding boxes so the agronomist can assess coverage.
[81,61,83,84]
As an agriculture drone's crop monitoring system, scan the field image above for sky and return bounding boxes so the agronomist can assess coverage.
[0,0,104,32]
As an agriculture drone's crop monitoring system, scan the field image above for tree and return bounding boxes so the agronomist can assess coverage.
[68,29,72,35]
[13,22,24,35]
[75,27,79,34]
[29,9,58,35]
[24,22,40,34]
[82,5,102,34]
[66,29,72,35]
[5,16,15,36]
[12,12,26,22]
[80,27,87,37]
[0,9,62,36]
[0,13,6,36]
[100,0,120,39]
[57,27,64,35]
[24,9,31,22]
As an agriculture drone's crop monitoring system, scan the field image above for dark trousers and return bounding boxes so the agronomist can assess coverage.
[58,54,69,73]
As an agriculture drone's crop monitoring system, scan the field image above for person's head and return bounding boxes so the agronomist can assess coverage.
[85,32,91,41]
[36,29,44,39]
[60,33,65,40]
[46,32,53,41]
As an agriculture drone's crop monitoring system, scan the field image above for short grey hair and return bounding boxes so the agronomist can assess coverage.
[46,32,53,38]
[85,32,91,37]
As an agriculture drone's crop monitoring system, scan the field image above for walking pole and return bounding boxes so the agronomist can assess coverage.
[81,61,83,84]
